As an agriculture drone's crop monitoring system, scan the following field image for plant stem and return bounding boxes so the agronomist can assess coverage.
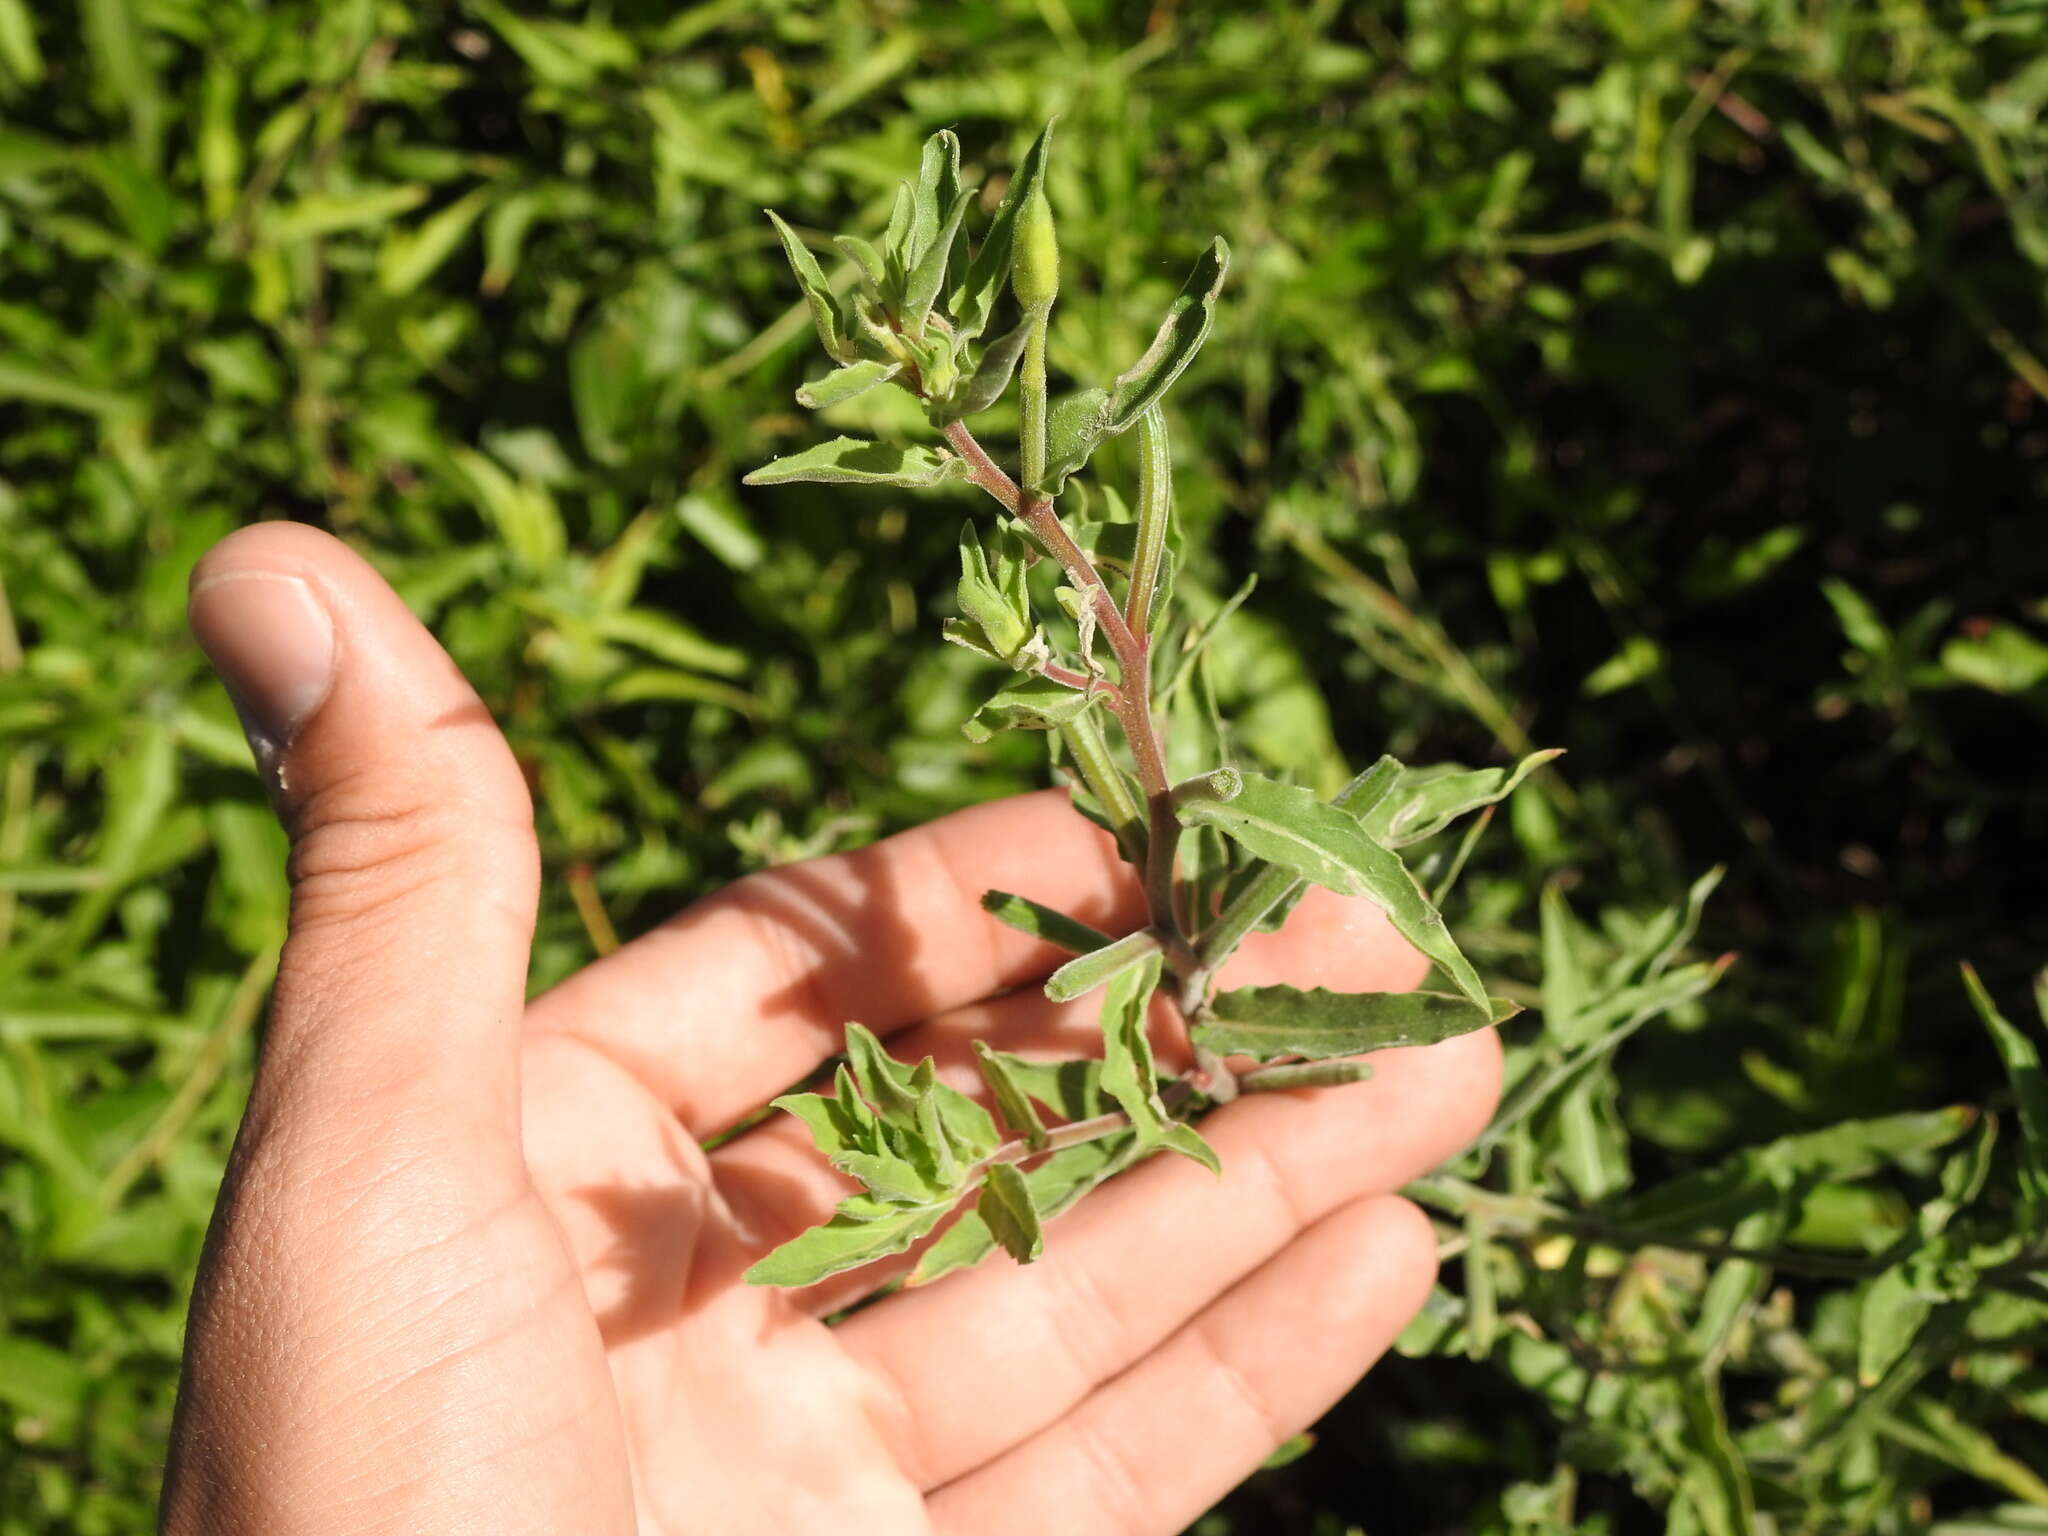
[973,1052,1373,1177]
[1019,310,1049,491]
[944,419,1183,944]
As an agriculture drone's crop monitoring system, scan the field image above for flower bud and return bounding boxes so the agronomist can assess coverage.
[1011,189,1059,311]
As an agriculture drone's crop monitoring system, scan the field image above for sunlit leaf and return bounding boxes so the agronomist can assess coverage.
[1195,986,1520,1062]
[743,437,967,488]
[1178,771,1488,1013]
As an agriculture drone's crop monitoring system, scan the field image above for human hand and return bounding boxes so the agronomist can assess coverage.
[163,522,1502,1536]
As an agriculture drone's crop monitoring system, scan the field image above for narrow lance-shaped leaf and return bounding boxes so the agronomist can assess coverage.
[795,359,902,411]
[904,188,972,333]
[1044,927,1164,1004]
[1103,237,1230,434]
[1195,986,1522,1063]
[951,119,1054,340]
[1960,961,2048,1220]
[907,1131,1139,1286]
[744,437,968,489]
[1098,954,1220,1173]
[1363,749,1564,848]
[764,209,849,362]
[1178,771,1488,1014]
[980,1050,1114,1124]
[904,129,963,277]
[833,233,887,291]
[1027,239,1230,495]
[963,675,1101,744]
[973,1041,1048,1149]
[743,1195,953,1288]
[1035,387,1112,495]
[939,313,1034,423]
[976,1162,1043,1262]
[980,889,1112,955]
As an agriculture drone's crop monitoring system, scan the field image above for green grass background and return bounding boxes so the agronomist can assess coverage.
[4,1,2048,1531]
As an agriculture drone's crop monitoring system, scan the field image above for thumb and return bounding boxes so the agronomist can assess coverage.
[188,520,538,1156]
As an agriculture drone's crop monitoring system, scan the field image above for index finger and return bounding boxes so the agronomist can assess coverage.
[525,790,1146,1136]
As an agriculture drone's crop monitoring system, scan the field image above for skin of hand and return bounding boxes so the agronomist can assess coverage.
[161,522,1503,1536]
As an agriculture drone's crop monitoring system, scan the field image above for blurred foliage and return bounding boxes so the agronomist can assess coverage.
[3,0,2047,1531]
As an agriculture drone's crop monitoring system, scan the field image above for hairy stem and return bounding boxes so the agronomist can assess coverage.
[1019,310,1049,492]
[944,420,1184,947]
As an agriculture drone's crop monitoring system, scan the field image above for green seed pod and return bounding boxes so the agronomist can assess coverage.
[1010,188,1059,311]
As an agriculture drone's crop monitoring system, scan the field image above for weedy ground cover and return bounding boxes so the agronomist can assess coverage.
[3,3,2047,1533]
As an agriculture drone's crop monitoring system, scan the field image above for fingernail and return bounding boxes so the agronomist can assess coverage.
[189,570,336,766]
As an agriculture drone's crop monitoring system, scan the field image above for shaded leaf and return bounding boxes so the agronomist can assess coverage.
[1960,962,2048,1220]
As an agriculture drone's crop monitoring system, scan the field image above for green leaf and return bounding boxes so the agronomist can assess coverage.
[973,1041,1048,1149]
[1044,927,1164,1003]
[1613,1106,1978,1232]
[1102,237,1230,434]
[982,1051,1114,1124]
[976,1161,1043,1262]
[744,436,967,488]
[795,359,902,410]
[264,184,430,243]
[907,1131,1138,1286]
[980,889,1112,955]
[829,235,886,294]
[1098,954,1219,1173]
[843,1023,999,1162]
[940,313,1034,422]
[742,1194,953,1287]
[1195,986,1521,1062]
[1362,750,1563,848]
[1960,962,2048,1220]
[904,130,965,277]
[954,523,1035,661]
[1019,240,1228,494]
[963,675,1100,744]
[1178,771,1488,1013]
[1943,622,2048,694]
[0,0,46,86]
[905,189,972,333]
[765,208,850,362]
[1035,387,1112,495]
[1859,1262,1936,1387]
[951,119,1054,341]
[377,185,493,296]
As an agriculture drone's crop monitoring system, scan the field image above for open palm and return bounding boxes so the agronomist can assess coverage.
[163,523,1501,1536]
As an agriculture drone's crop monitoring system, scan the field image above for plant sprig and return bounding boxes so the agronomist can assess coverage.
[739,123,1553,1289]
